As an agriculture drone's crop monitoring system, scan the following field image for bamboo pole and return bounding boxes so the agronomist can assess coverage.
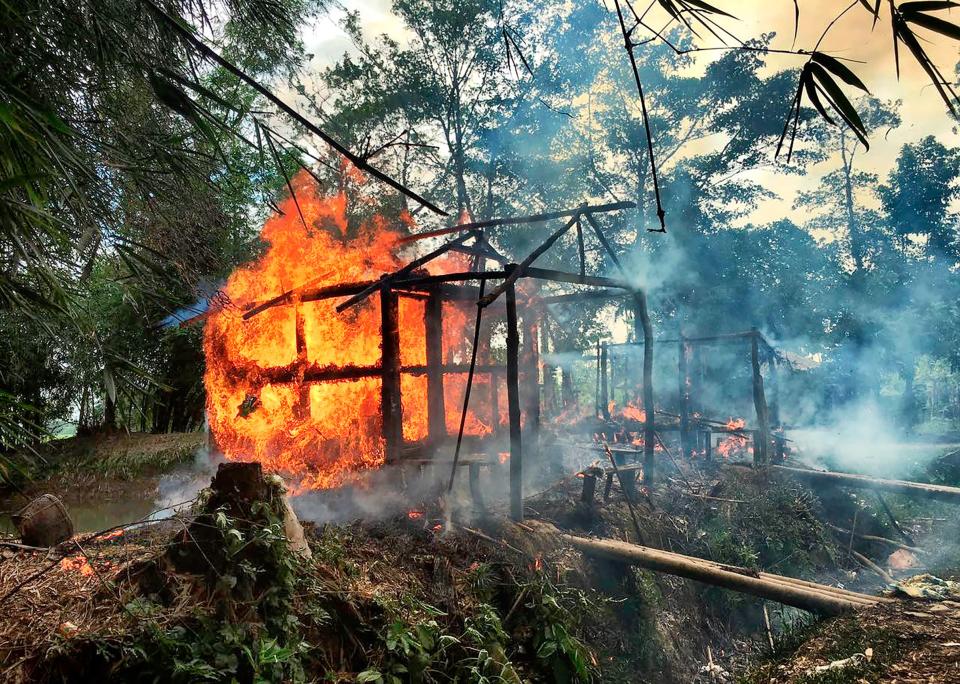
[727,462,960,504]
[768,465,960,504]
[563,533,882,616]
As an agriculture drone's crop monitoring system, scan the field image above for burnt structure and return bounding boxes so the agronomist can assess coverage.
[601,328,784,467]
[241,201,652,521]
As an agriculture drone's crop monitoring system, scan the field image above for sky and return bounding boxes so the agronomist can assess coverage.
[297,1,960,229]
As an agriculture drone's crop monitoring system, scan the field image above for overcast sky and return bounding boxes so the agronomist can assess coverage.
[297,1,960,230]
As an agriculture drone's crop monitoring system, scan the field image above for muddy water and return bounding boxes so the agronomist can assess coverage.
[0,463,210,535]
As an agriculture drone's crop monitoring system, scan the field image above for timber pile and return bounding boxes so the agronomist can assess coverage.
[557,530,887,616]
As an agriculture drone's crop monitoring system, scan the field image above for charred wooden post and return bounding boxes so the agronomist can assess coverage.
[522,303,541,462]
[703,430,712,461]
[580,465,603,505]
[634,292,656,486]
[678,335,692,459]
[468,463,485,511]
[594,340,602,417]
[603,473,615,500]
[293,297,310,420]
[424,292,446,443]
[750,329,771,466]
[600,342,610,420]
[380,285,402,464]
[506,278,523,521]
[615,446,638,499]
[772,435,786,464]
[768,354,781,429]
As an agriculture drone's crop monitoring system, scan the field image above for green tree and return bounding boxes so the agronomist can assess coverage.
[794,97,901,275]
[880,135,960,263]
[1,0,323,442]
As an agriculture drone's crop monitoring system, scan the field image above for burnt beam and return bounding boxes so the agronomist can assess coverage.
[398,200,636,244]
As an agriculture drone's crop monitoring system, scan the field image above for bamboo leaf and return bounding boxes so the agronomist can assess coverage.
[810,53,870,92]
[903,10,960,40]
[859,0,882,29]
[103,366,117,405]
[803,70,837,126]
[894,17,960,115]
[683,0,736,19]
[899,1,960,11]
[792,0,800,43]
[809,63,870,145]
[775,75,805,160]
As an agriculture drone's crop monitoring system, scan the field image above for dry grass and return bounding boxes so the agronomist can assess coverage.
[0,521,200,683]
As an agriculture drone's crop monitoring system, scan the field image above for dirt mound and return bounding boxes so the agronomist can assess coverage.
[743,598,960,682]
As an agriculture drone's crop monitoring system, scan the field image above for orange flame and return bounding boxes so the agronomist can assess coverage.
[204,172,499,489]
[60,556,94,577]
[725,417,746,431]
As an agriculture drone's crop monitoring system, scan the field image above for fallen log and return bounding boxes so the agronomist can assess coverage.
[759,465,960,504]
[562,533,883,616]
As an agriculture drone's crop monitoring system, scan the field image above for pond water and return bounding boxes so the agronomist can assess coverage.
[0,462,210,535]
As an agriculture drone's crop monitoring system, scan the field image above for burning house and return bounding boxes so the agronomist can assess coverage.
[203,173,648,516]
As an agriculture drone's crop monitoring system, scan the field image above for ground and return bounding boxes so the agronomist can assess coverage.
[741,598,960,683]
[1,436,959,682]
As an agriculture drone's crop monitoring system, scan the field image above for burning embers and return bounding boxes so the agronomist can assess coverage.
[204,172,500,490]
